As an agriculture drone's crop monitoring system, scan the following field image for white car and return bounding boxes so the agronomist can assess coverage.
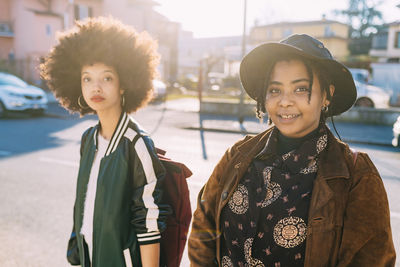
[0,72,48,117]
[353,80,391,108]
[349,68,390,108]
[152,79,167,101]
[392,116,400,147]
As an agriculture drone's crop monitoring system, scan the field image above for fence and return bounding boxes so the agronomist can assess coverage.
[0,57,44,87]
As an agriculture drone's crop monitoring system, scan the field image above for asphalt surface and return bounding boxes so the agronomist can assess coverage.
[1,95,399,266]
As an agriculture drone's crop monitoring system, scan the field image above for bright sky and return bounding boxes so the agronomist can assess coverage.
[154,0,400,38]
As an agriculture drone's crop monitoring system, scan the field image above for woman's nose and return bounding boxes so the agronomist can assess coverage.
[92,81,102,93]
[278,91,293,107]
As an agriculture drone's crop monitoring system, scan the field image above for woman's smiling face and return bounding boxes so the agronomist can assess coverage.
[265,59,330,138]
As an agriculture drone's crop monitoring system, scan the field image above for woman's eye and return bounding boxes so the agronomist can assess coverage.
[104,76,113,82]
[295,87,310,93]
[82,77,90,82]
[267,88,280,94]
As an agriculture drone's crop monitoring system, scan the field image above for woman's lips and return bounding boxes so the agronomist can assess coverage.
[90,96,105,102]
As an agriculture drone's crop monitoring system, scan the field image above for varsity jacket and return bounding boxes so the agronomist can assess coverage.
[71,112,170,267]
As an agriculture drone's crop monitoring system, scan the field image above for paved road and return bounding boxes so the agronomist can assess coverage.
[0,102,399,266]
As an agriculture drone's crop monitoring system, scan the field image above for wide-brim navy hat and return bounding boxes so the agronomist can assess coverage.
[240,34,357,116]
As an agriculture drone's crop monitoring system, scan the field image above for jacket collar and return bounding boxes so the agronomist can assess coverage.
[236,127,273,160]
[317,130,351,180]
[94,112,130,157]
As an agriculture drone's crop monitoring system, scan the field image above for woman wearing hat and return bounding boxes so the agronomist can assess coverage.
[41,17,170,267]
[188,34,395,267]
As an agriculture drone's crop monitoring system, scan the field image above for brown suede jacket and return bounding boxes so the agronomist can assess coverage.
[188,127,396,267]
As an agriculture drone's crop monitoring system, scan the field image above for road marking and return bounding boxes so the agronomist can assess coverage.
[0,150,11,156]
[39,157,79,167]
[391,211,400,219]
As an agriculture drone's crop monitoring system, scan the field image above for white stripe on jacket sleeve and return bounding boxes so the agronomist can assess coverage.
[137,231,161,237]
[123,249,133,267]
[134,137,160,233]
[137,235,161,243]
[137,231,161,242]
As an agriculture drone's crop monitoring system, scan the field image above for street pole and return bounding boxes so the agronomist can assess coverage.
[197,59,203,109]
[238,0,247,125]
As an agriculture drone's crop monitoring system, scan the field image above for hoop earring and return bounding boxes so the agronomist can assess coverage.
[268,117,272,125]
[78,95,89,109]
[121,95,125,108]
[322,105,329,113]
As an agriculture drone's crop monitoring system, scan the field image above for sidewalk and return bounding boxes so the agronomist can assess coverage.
[161,98,395,147]
[189,115,394,147]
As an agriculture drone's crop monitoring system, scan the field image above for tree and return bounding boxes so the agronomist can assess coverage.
[334,0,384,55]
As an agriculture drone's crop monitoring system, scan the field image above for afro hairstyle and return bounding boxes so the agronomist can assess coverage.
[40,16,160,115]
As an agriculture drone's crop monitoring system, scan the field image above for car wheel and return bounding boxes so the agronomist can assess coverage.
[0,101,7,118]
[354,97,374,108]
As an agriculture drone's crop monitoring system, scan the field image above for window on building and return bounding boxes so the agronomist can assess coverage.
[0,23,11,33]
[324,25,334,37]
[282,28,292,38]
[266,30,272,39]
[46,24,52,36]
[74,4,93,20]
[372,31,388,50]
[395,31,400,49]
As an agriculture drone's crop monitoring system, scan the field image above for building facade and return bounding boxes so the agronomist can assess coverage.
[249,19,350,60]
[370,21,400,62]
[178,33,242,78]
[0,0,179,84]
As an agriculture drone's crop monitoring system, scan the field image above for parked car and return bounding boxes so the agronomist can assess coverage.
[392,115,400,147]
[152,79,167,101]
[349,68,370,83]
[0,72,48,117]
[349,68,390,108]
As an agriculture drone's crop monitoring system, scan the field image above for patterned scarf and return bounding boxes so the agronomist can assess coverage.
[220,125,328,267]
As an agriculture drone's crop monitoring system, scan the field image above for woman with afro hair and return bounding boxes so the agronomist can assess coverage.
[41,16,170,267]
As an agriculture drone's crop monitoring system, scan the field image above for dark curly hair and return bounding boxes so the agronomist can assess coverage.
[40,16,160,115]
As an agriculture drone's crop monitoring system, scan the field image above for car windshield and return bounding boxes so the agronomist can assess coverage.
[349,69,369,83]
[352,73,364,83]
[0,74,27,87]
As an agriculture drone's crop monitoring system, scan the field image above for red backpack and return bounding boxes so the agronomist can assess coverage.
[157,148,192,267]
